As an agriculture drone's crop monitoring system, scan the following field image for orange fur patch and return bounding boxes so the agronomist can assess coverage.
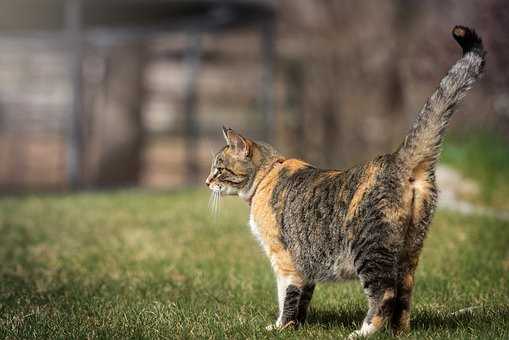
[411,161,434,221]
[370,315,384,328]
[386,189,414,227]
[346,163,378,222]
[403,273,414,290]
[250,159,307,286]
[282,159,310,173]
[394,310,411,334]
[383,289,395,301]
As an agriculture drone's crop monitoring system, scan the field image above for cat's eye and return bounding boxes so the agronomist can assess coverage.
[214,168,224,176]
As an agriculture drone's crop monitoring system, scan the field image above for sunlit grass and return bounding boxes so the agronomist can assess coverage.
[442,131,509,210]
[0,187,508,339]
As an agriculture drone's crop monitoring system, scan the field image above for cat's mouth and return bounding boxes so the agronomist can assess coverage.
[208,183,223,195]
[209,184,240,197]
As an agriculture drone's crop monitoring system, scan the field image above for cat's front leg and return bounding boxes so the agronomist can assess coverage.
[266,275,303,330]
[297,283,315,324]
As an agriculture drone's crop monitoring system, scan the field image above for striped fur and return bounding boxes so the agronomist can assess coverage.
[206,26,486,337]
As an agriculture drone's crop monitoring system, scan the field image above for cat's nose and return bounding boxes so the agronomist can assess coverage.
[205,176,211,186]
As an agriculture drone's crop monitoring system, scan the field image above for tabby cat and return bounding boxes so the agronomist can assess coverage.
[205,26,485,337]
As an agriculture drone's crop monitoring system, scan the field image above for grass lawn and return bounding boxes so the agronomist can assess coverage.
[442,132,509,210]
[1,136,508,339]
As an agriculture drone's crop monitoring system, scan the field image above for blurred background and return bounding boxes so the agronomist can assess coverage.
[0,0,508,193]
[1,2,508,338]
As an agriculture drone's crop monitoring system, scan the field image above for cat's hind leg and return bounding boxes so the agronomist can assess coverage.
[349,223,400,338]
[349,287,396,339]
[391,218,433,335]
[391,257,417,336]
[392,177,436,335]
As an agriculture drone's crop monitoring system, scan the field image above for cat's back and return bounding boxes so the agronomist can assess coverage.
[251,155,409,281]
[252,156,395,236]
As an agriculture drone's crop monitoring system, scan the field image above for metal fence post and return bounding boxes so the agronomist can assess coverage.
[260,18,275,142]
[183,32,202,184]
[65,0,83,189]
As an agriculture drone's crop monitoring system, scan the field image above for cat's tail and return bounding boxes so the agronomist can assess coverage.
[397,26,486,173]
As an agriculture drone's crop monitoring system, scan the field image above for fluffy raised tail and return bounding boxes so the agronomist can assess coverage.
[397,26,486,172]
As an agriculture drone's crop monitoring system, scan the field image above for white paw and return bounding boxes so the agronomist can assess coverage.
[347,322,376,339]
[347,330,365,339]
[265,323,280,331]
[265,320,297,331]
[266,318,282,331]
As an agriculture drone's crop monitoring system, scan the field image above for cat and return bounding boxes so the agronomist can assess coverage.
[205,26,485,338]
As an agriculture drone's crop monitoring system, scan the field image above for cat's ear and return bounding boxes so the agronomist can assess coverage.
[222,126,230,143]
[221,126,251,158]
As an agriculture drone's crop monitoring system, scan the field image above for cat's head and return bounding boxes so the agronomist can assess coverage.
[205,127,257,197]
[205,127,280,198]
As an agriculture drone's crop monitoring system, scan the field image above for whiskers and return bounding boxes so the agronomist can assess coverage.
[208,189,221,218]
[205,137,221,218]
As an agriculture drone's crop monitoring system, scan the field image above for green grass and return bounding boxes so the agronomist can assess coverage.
[442,132,509,210]
[1,129,508,339]
[0,188,508,339]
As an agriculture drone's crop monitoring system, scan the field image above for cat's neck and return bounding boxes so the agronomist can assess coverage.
[239,158,285,205]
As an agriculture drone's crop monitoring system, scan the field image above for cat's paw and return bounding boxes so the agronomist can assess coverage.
[265,318,282,331]
[347,330,366,339]
[265,323,280,331]
[347,330,363,340]
[265,320,297,331]
[347,324,377,339]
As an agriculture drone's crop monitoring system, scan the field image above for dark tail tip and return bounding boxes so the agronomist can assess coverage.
[452,25,484,56]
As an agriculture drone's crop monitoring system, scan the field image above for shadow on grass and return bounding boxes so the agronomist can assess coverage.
[306,307,364,329]
[411,306,509,331]
[305,305,509,331]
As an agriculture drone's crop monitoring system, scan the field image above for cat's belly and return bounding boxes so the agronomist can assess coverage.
[249,212,356,282]
[295,248,357,282]
[331,253,357,281]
